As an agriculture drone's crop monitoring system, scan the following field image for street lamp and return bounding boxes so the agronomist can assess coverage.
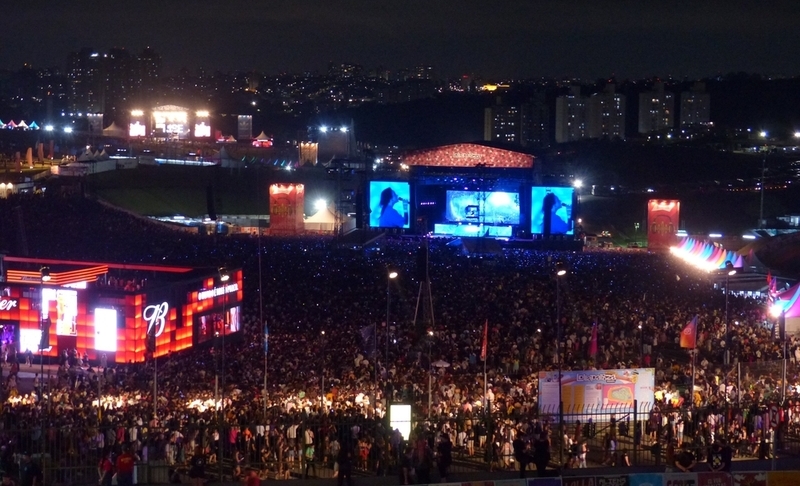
[217,267,230,482]
[320,330,326,410]
[427,329,433,418]
[39,267,50,396]
[724,261,736,368]
[386,270,398,367]
[554,261,567,464]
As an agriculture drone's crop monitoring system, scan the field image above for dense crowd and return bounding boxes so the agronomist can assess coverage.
[0,192,798,484]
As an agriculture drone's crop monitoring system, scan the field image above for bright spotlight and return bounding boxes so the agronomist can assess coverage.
[794,131,800,139]
[63,127,73,134]
[770,302,783,318]
[388,271,398,279]
[339,126,348,133]
[555,261,567,277]
[251,101,257,106]
[319,126,328,133]
[760,131,768,138]
[44,125,54,132]
[130,110,144,117]
[573,179,583,188]
[314,199,327,211]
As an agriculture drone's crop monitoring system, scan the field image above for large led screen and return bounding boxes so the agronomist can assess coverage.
[42,288,78,336]
[368,181,411,229]
[196,305,241,344]
[446,190,520,225]
[94,308,118,352]
[531,186,574,235]
[20,328,42,353]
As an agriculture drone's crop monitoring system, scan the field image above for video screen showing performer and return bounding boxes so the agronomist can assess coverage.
[531,186,574,236]
[368,181,411,229]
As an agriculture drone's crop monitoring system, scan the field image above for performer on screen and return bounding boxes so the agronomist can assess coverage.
[377,187,409,228]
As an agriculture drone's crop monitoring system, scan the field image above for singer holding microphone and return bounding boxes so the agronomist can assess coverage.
[377,187,409,228]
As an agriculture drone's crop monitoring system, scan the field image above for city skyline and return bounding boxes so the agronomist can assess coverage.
[3,1,800,79]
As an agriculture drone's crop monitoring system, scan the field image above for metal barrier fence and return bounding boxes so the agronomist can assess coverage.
[0,399,797,486]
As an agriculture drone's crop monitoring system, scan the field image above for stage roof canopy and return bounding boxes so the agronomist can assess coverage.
[402,143,535,169]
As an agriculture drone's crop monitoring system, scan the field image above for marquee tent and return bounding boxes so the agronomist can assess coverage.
[103,122,126,138]
[255,131,270,141]
[304,206,337,233]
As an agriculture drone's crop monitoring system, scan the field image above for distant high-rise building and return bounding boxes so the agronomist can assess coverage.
[103,48,136,116]
[484,98,520,144]
[66,47,104,114]
[484,95,550,147]
[638,82,674,134]
[414,65,434,80]
[555,86,587,143]
[136,47,161,101]
[587,85,626,139]
[680,82,710,127]
[328,62,362,79]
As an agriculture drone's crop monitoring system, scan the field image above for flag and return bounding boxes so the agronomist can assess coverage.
[589,322,598,357]
[360,324,376,357]
[770,276,777,294]
[680,316,698,349]
[263,323,269,354]
[480,319,488,361]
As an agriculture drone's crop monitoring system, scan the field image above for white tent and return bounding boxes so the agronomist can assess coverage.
[17,120,28,129]
[255,131,270,141]
[225,135,236,142]
[103,122,126,138]
[304,206,337,233]
[77,148,95,162]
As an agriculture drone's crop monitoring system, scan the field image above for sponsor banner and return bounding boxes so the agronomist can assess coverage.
[647,199,680,251]
[596,475,629,486]
[562,477,596,486]
[732,473,767,486]
[698,473,732,486]
[630,474,664,486]
[767,472,800,486]
[664,473,697,486]
[538,368,655,415]
[528,478,561,486]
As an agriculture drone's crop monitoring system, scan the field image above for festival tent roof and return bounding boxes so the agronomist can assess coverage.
[28,121,39,130]
[0,120,4,128]
[255,131,270,141]
[16,120,28,129]
[97,149,110,160]
[6,120,18,128]
[76,148,95,162]
[225,135,236,142]
[305,206,337,224]
[773,283,800,318]
[671,237,743,272]
[102,122,126,138]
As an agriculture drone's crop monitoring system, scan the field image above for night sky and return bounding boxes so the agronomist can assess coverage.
[3,1,799,79]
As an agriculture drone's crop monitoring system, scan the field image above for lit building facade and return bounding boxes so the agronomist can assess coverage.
[638,82,674,134]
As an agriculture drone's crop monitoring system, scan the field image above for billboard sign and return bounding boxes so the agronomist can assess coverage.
[269,184,305,235]
[538,368,655,415]
[647,199,680,251]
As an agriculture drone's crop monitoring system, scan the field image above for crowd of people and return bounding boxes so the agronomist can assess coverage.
[0,192,798,484]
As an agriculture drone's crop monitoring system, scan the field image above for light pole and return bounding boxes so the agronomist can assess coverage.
[217,267,230,482]
[427,329,433,418]
[386,270,398,367]
[39,266,50,486]
[724,261,736,369]
[39,267,50,399]
[320,330,326,410]
[555,261,567,466]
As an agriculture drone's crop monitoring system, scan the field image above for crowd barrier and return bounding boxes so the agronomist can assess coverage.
[431,472,800,486]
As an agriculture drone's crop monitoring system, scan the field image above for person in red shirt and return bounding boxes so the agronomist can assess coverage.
[244,468,260,486]
[98,451,114,486]
[115,445,137,486]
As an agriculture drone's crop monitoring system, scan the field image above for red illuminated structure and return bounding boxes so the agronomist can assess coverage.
[0,256,243,363]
